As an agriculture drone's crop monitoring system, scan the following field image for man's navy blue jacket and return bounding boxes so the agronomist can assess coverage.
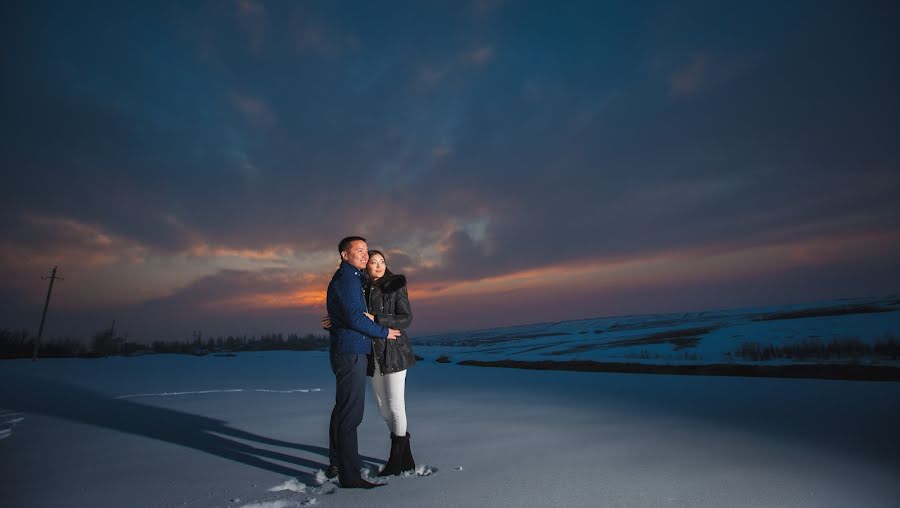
[327,261,389,354]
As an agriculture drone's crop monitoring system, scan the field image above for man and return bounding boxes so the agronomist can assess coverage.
[326,236,401,489]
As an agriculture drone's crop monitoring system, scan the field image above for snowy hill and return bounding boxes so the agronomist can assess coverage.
[413,295,900,380]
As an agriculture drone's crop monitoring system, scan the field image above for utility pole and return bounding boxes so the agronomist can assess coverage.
[109,319,117,355]
[33,265,63,362]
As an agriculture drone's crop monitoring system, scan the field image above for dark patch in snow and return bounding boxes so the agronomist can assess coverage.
[754,305,895,322]
[415,332,572,347]
[547,327,716,355]
[458,359,900,381]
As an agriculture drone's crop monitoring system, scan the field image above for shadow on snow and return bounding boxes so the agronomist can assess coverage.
[0,372,383,484]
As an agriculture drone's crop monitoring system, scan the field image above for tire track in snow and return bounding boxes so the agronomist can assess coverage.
[115,388,322,399]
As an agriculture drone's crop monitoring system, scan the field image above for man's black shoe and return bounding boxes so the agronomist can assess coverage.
[325,465,339,479]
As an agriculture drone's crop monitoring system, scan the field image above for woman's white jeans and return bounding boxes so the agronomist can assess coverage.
[370,362,407,437]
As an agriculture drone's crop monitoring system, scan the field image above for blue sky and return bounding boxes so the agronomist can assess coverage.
[1,0,898,340]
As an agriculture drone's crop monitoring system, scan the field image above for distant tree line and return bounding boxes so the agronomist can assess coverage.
[0,328,329,359]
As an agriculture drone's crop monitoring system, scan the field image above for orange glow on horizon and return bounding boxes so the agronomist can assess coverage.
[187,243,295,261]
[15,228,894,314]
[214,229,900,313]
[208,288,327,311]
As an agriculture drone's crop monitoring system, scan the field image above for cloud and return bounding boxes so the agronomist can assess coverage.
[432,143,452,160]
[147,268,323,309]
[472,0,507,17]
[110,267,331,340]
[290,25,360,56]
[281,6,361,58]
[3,0,899,338]
[669,53,709,96]
[413,44,494,92]
[171,231,900,322]
[466,45,495,66]
[187,243,294,262]
[229,92,276,128]
[235,0,267,53]
[406,229,900,333]
[4,214,147,266]
[0,214,161,311]
[661,50,758,98]
[0,210,337,316]
[416,66,447,89]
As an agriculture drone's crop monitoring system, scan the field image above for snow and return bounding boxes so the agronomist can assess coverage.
[117,388,322,399]
[269,479,307,493]
[1,297,899,506]
[2,348,899,507]
[0,410,24,440]
[413,295,900,366]
[238,500,317,508]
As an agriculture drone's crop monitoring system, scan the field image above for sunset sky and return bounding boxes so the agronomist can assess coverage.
[2,0,899,341]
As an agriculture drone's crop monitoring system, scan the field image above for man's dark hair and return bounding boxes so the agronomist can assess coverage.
[338,236,366,254]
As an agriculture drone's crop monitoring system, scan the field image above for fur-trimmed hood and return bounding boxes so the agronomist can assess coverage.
[375,273,406,294]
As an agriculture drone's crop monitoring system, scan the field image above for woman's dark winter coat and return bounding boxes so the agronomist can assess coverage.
[366,272,416,376]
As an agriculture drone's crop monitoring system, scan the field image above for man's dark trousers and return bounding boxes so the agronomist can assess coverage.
[329,352,368,483]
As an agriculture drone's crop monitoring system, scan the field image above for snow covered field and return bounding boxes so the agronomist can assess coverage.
[413,295,900,369]
[2,350,899,507]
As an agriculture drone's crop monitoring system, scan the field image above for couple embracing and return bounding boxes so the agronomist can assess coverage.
[324,236,418,489]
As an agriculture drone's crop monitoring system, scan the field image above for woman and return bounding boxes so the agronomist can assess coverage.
[322,249,417,477]
[363,249,417,476]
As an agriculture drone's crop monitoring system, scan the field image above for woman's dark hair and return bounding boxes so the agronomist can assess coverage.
[367,249,394,281]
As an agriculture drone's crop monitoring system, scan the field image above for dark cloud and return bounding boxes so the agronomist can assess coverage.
[2,0,898,337]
